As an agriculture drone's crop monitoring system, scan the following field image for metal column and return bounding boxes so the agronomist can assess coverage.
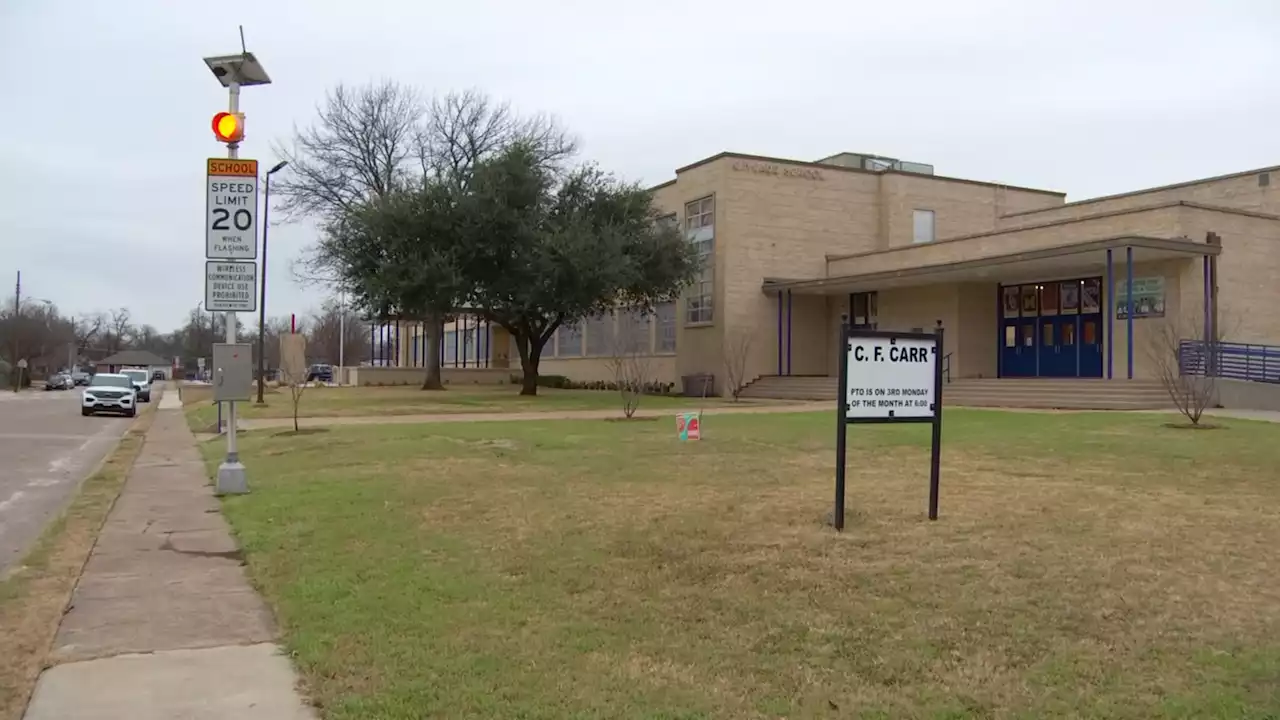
[1105,249,1113,380]
[1125,246,1134,380]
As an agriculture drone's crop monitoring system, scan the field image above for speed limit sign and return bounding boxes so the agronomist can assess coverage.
[206,158,258,260]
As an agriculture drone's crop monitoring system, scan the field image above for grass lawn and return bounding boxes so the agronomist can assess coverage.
[205,410,1280,719]
[182,384,743,431]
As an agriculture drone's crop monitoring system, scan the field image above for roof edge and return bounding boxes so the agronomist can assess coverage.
[826,200,1280,263]
[657,151,1065,197]
[1003,164,1280,218]
[778,236,1218,294]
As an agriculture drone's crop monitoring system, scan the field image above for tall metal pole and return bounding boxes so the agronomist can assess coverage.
[338,291,345,383]
[11,271,19,392]
[256,168,270,403]
[216,80,245,494]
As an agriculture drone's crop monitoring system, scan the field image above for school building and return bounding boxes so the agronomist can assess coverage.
[361,150,1280,409]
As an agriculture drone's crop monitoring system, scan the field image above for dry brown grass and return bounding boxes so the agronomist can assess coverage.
[0,408,155,720]
[214,409,1280,718]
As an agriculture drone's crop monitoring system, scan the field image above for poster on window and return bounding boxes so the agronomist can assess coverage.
[1060,281,1080,315]
[1081,279,1101,314]
[1114,277,1166,319]
[1002,286,1020,318]
[1020,285,1038,316]
[1040,282,1059,316]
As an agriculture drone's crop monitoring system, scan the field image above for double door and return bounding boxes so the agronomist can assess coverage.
[1000,281,1103,378]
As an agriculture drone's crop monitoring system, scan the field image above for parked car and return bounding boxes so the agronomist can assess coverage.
[45,373,74,390]
[81,373,137,417]
[306,364,334,383]
[120,368,153,402]
[71,369,91,386]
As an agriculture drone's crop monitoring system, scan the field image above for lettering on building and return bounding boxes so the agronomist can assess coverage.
[731,160,825,181]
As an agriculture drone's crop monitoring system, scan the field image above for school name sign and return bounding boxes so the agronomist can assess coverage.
[833,326,946,530]
[844,336,937,419]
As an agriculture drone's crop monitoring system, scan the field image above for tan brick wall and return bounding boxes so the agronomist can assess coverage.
[539,355,679,386]
[654,161,727,385]
[881,173,1062,248]
[1001,170,1280,227]
[827,205,1187,277]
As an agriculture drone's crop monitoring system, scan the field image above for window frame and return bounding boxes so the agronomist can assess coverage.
[684,195,715,325]
[912,208,936,244]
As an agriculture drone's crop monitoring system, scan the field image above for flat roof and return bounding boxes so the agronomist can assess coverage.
[650,151,1065,197]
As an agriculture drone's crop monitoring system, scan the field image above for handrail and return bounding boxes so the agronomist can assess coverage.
[1179,340,1280,384]
[942,352,952,384]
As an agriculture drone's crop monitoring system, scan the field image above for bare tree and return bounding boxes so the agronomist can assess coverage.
[105,307,133,354]
[1147,317,1220,426]
[604,312,652,419]
[74,313,103,357]
[417,89,577,188]
[722,327,755,401]
[274,80,425,222]
[279,357,309,433]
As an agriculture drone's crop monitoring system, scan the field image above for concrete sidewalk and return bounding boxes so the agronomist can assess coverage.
[236,400,831,431]
[23,396,315,719]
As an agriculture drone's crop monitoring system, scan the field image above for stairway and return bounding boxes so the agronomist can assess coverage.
[739,375,1175,410]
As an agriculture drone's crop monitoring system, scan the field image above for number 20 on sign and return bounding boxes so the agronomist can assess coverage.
[206,158,259,260]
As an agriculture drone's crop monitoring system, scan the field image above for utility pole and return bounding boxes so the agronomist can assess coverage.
[11,271,19,392]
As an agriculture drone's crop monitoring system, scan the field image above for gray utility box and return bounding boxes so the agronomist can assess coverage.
[212,343,254,402]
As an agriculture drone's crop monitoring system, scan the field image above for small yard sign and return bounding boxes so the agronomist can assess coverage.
[835,324,945,529]
[676,412,701,441]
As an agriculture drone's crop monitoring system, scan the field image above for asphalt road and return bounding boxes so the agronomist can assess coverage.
[0,386,136,577]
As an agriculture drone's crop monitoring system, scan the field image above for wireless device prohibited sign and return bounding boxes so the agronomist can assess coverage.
[206,158,259,260]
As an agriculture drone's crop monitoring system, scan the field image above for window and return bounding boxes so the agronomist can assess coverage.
[617,308,650,353]
[655,301,676,353]
[685,196,715,323]
[556,322,583,357]
[585,312,613,356]
[851,292,878,329]
[912,209,935,244]
[444,330,457,365]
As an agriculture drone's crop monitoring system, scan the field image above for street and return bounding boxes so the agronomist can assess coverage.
[0,388,136,577]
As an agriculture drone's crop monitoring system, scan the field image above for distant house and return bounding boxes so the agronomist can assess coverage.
[95,350,173,379]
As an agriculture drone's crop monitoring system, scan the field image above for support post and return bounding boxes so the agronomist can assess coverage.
[1125,246,1134,380]
[216,80,247,495]
[929,320,945,521]
[833,322,850,531]
[1203,255,1211,372]
[776,291,783,375]
[1105,249,1114,380]
[786,289,793,376]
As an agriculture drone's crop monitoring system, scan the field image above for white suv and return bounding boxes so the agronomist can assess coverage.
[121,368,153,402]
[82,373,137,417]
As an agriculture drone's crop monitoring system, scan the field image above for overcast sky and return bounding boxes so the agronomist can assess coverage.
[2,0,1278,332]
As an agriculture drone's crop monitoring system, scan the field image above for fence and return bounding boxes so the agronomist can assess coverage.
[1178,340,1280,384]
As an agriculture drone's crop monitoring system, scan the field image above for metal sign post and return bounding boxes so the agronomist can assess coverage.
[834,320,945,530]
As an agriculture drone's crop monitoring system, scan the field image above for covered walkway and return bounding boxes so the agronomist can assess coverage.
[763,235,1221,382]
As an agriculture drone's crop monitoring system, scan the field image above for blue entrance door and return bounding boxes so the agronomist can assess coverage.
[1079,313,1103,378]
[1001,318,1037,377]
[1039,315,1080,377]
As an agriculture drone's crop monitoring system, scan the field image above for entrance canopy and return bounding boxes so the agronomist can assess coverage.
[763,236,1218,295]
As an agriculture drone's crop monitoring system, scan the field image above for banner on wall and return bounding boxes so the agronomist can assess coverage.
[1114,277,1166,319]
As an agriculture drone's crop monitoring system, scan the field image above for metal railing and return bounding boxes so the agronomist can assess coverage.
[942,352,952,384]
[1178,340,1280,384]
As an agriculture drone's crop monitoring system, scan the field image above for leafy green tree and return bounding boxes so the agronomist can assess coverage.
[461,145,699,395]
[318,180,466,389]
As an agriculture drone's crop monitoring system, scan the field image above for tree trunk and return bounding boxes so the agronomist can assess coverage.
[422,312,444,390]
[514,333,544,396]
